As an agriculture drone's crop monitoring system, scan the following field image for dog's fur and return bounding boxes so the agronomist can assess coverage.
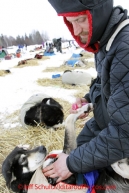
[24,97,64,127]
[2,103,129,193]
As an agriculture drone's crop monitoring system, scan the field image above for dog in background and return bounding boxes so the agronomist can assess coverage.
[20,93,64,128]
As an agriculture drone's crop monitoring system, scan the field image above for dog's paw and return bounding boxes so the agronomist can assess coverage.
[17,144,30,150]
[47,177,58,186]
[53,122,65,129]
[77,103,93,113]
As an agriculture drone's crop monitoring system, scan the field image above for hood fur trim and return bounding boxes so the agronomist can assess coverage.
[59,10,99,53]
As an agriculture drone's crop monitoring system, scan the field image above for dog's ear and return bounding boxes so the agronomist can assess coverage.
[10,178,29,193]
[49,98,63,109]
[11,172,34,193]
[2,147,26,189]
[10,179,25,193]
[42,98,63,109]
[63,70,72,74]
[42,98,51,104]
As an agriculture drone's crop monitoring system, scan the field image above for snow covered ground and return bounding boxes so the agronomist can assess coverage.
[0,45,96,130]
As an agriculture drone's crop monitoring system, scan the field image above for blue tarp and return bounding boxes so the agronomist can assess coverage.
[71,53,80,58]
[18,45,24,49]
[52,74,61,78]
[43,52,55,56]
[66,59,78,67]
[65,53,81,67]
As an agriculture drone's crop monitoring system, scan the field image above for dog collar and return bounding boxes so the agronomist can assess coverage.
[45,154,58,161]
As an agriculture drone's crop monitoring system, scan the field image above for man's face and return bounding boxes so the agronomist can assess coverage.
[66,15,89,44]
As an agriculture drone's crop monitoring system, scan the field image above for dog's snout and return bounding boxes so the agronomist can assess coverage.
[39,146,46,153]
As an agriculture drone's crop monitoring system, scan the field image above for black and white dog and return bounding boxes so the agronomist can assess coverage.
[2,103,129,193]
[20,93,64,128]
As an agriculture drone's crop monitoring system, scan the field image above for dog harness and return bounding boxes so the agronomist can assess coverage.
[45,153,58,160]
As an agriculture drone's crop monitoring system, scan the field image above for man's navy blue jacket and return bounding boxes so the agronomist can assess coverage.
[67,7,129,173]
[48,0,129,174]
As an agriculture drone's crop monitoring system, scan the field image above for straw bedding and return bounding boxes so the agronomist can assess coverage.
[43,61,94,73]
[37,78,90,108]
[16,59,39,68]
[0,70,10,77]
[15,56,50,68]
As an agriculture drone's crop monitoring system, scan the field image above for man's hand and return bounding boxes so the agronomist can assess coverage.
[42,153,73,183]
[70,98,89,119]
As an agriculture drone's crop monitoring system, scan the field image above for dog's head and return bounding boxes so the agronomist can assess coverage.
[41,98,64,127]
[2,145,47,193]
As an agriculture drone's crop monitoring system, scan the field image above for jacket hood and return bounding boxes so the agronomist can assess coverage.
[48,0,113,53]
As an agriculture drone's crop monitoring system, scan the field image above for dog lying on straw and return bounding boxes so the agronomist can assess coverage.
[20,93,64,128]
[2,103,129,193]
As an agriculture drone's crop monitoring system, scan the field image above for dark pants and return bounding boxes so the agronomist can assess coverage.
[56,45,62,53]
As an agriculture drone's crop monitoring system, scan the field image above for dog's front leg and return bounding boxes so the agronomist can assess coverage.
[63,103,93,154]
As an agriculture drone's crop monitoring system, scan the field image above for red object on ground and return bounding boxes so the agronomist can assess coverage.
[5,55,12,60]
[35,54,43,59]
[16,53,21,58]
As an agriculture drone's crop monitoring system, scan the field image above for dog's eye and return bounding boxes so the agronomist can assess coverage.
[22,157,26,162]
[19,155,27,165]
